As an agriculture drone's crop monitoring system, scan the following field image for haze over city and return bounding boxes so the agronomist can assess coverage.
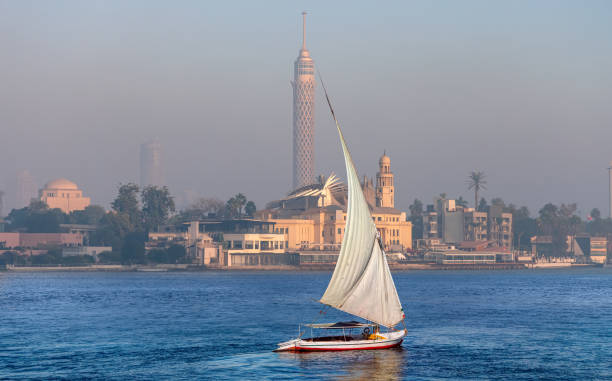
[2,1,612,216]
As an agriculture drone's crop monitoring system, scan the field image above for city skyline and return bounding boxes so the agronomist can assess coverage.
[1,2,611,216]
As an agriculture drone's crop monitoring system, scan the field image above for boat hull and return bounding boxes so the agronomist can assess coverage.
[275,329,406,352]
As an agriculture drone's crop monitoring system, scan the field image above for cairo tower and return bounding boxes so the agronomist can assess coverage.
[292,12,315,190]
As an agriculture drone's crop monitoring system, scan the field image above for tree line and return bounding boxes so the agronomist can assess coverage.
[2,184,257,265]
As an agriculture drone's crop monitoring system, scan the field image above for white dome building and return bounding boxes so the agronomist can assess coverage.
[40,178,91,213]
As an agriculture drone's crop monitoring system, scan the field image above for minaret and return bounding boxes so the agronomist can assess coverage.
[376,152,395,208]
[292,12,315,190]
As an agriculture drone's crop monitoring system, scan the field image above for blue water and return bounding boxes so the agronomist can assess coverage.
[1,269,611,380]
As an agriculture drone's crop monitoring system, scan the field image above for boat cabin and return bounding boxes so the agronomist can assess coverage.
[302,321,385,342]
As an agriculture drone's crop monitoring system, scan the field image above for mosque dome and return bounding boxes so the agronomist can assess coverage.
[44,178,79,190]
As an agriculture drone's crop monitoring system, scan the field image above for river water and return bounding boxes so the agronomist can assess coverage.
[1,269,610,380]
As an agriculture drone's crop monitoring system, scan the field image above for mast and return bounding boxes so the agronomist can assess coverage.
[318,76,404,328]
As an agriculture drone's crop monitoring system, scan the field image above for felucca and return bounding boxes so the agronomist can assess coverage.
[275,79,407,352]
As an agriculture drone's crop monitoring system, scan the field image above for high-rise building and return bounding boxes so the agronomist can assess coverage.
[292,12,315,190]
[608,161,612,218]
[16,170,37,209]
[140,138,164,188]
[376,153,394,208]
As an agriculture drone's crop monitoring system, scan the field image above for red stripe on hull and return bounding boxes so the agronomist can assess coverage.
[288,340,402,352]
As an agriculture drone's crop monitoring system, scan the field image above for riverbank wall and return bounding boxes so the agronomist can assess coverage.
[2,262,603,272]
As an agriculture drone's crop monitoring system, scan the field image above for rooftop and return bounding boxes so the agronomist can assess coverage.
[44,178,78,190]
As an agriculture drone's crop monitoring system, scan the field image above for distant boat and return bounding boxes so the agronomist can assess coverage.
[275,79,406,352]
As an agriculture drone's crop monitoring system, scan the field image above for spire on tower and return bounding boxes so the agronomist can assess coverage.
[302,11,307,50]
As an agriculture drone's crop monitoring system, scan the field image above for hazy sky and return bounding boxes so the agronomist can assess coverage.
[1,0,611,217]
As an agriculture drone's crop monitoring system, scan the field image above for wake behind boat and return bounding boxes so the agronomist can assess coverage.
[275,79,406,352]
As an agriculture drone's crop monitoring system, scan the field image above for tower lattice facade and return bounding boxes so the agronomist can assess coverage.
[292,12,315,190]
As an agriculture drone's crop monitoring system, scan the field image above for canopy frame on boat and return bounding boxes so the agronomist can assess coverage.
[304,321,375,329]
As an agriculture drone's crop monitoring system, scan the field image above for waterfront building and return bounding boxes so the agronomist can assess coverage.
[0,232,19,248]
[260,206,412,252]
[424,240,514,265]
[148,222,220,265]
[422,206,439,240]
[292,12,315,189]
[40,178,91,213]
[0,232,82,248]
[60,224,97,245]
[62,246,112,261]
[530,235,553,256]
[258,191,411,253]
[262,153,412,252]
[16,170,37,209]
[140,138,164,188]
[488,205,512,249]
[423,199,464,243]
[463,209,488,241]
[202,219,295,267]
[424,200,512,249]
[441,199,464,244]
[270,218,316,250]
[588,236,607,264]
[425,250,497,265]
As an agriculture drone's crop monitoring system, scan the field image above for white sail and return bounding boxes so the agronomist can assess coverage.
[319,83,404,328]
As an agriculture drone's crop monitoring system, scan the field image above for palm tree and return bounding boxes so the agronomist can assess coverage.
[234,193,247,217]
[467,171,487,210]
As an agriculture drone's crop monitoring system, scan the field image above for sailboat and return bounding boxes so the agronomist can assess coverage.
[275,80,407,352]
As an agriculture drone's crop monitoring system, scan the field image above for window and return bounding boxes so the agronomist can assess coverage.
[233,240,243,249]
[337,228,341,234]
[244,241,253,249]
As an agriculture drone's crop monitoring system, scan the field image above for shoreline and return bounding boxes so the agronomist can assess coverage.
[1,263,604,272]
